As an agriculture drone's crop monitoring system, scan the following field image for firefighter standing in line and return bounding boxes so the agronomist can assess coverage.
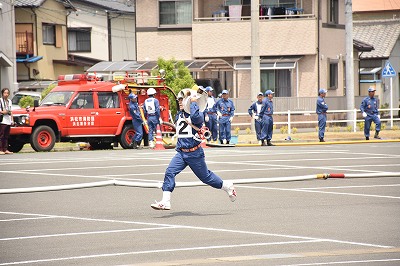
[259,90,275,146]
[204,86,218,143]
[360,87,381,140]
[316,88,328,142]
[128,93,143,149]
[248,92,265,145]
[150,90,236,211]
[144,88,161,148]
[215,90,235,144]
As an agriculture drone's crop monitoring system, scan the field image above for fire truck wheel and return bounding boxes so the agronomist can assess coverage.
[8,141,25,153]
[120,124,136,149]
[30,125,56,152]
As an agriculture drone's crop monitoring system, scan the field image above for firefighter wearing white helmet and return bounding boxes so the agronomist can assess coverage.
[144,88,161,148]
[150,88,237,211]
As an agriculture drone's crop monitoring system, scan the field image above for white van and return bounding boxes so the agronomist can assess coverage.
[11,91,42,110]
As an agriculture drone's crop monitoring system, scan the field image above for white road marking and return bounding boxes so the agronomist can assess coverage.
[298,184,400,190]
[0,240,323,265]
[280,258,400,266]
[0,217,55,222]
[238,185,400,200]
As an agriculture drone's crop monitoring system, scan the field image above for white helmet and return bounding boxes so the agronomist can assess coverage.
[147,87,156,96]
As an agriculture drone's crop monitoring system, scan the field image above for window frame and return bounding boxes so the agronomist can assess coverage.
[329,60,338,90]
[158,0,192,28]
[42,23,55,45]
[328,0,339,25]
[67,27,92,52]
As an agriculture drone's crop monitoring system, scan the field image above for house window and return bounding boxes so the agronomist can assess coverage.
[261,69,292,97]
[68,28,91,52]
[328,0,339,24]
[329,62,338,89]
[159,0,192,27]
[42,24,55,45]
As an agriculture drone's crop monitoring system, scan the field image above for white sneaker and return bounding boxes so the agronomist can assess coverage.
[223,181,237,202]
[151,201,171,210]
[149,141,155,148]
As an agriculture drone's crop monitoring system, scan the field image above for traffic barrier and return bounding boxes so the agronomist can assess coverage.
[154,124,165,150]
[2,172,399,194]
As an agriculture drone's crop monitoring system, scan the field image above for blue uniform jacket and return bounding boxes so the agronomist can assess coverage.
[316,96,328,114]
[259,98,274,116]
[360,96,379,116]
[215,98,235,118]
[129,101,143,122]
[248,100,264,117]
[176,102,203,150]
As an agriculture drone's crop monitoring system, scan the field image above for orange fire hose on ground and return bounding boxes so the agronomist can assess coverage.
[139,105,149,134]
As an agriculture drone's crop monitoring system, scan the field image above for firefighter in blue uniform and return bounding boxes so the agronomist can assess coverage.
[248,92,264,145]
[144,88,161,148]
[360,87,381,140]
[215,90,235,144]
[150,89,237,210]
[204,86,218,142]
[259,90,275,146]
[316,88,328,142]
[128,93,143,149]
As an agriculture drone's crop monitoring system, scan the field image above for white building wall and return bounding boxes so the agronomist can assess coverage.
[111,15,136,61]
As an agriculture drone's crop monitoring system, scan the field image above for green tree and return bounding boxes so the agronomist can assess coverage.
[18,96,35,108]
[41,84,57,100]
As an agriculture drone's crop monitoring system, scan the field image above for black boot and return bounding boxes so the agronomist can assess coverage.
[319,138,325,142]
[131,140,138,149]
[267,140,275,146]
[261,140,266,146]
[220,140,224,144]
[226,141,230,144]
[366,137,369,140]
[374,131,381,139]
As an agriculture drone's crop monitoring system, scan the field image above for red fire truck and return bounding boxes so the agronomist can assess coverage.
[8,73,177,152]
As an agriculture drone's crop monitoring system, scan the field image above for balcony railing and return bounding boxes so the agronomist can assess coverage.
[16,31,34,55]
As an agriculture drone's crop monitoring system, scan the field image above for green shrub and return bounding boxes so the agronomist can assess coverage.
[346,125,352,132]
[292,127,297,134]
[245,127,252,134]
[18,96,35,108]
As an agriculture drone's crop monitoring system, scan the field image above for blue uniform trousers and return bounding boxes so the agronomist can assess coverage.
[205,114,218,141]
[147,116,158,141]
[261,115,273,141]
[255,119,262,140]
[318,113,327,139]
[132,120,143,142]
[364,115,381,137]
[162,148,223,192]
[219,117,231,142]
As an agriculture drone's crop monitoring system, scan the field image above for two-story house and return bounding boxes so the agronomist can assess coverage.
[135,0,347,111]
[353,0,400,110]
[13,0,135,89]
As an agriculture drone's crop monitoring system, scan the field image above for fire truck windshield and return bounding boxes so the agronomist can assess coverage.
[41,91,74,106]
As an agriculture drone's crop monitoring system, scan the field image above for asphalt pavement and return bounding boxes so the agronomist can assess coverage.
[1,142,400,265]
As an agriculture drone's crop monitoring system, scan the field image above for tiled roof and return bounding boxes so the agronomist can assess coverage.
[15,0,46,7]
[353,0,400,12]
[353,19,400,58]
[73,0,134,13]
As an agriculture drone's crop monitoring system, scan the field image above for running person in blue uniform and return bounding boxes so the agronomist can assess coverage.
[144,88,160,148]
[151,90,237,210]
[360,87,381,140]
[248,92,265,145]
[204,86,218,143]
[259,90,275,146]
[215,90,235,144]
[128,93,143,149]
[316,88,328,142]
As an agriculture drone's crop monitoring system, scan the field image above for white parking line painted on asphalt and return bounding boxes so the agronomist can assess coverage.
[298,184,400,190]
[0,217,56,222]
[238,185,400,200]
[0,211,393,249]
[0,226,178,241]
[279,258,400,266]
[0,240,324,266]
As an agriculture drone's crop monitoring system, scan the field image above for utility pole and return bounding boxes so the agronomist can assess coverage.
[345,0,354,126]
[251,0,260,131]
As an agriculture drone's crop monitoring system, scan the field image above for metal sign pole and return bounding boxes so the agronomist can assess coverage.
[390,77,393,128]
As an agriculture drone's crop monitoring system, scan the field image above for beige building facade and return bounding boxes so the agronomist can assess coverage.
[136,0,347,107]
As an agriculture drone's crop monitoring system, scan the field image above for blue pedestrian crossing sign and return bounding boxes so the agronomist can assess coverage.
[382,61,396,77]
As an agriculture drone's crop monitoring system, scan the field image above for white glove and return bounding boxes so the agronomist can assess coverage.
[377,115,381,119]
[229,117,233,123]
[159,118,163,124]
[362,112,367,118]
[254,115,259,120]
[205,115,209,122]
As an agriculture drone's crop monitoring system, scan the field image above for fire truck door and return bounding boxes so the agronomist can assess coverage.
[96,92,125,134]
[65,92,99,135]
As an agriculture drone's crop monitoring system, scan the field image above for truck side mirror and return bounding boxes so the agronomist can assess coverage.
[34,99,39,107]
